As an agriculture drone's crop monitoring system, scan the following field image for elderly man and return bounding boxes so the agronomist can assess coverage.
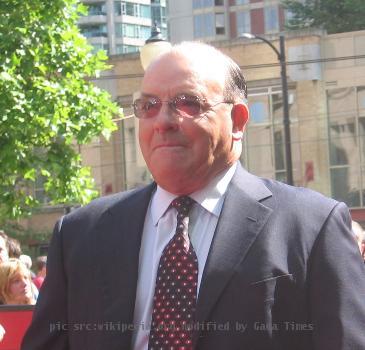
[22,42,365,350]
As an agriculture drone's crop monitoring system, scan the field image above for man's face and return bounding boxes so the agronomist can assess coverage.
[138,52,247,194]
[0,237,8,263]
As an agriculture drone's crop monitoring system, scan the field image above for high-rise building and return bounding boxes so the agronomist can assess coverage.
[168,0,288,43]
[78,0,167,55]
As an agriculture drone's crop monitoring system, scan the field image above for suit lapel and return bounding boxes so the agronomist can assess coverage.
[94,183,156,348]
[193,166,273,345]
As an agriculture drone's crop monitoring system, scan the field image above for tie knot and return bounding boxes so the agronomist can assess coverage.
[170,196,195,215]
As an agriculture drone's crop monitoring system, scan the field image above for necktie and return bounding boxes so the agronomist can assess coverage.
[148,196,198,350]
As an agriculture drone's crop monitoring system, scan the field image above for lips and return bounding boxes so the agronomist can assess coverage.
[153,144,186,150]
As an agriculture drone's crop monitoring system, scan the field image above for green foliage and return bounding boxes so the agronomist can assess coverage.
[0,0,121,219]
[282,0,365,34]
[2,221,51,261]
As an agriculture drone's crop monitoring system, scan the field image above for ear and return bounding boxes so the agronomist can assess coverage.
[231,103,249,141]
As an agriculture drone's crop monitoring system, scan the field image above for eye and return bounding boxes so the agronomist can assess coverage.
[174,95,203,117]
[133,97,162,118]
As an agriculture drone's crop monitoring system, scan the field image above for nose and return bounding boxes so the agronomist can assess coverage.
[152,101,180,133]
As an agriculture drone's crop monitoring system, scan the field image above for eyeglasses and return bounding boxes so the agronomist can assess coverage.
[133,94,232,119]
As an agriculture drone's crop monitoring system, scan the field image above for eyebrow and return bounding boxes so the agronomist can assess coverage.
[139,93,158,99]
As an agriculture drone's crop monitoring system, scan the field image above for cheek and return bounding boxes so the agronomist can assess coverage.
[9,282,19,294]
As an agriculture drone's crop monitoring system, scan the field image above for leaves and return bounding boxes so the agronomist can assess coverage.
[0,0,121,219]
[282,0,365,34]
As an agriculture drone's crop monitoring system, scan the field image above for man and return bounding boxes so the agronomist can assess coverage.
[32,255,47,290]
[22,42,365,350]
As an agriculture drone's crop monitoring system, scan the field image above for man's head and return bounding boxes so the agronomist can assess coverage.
[137,42,249,194]
[0,230,9,264]
[35,255,47,277]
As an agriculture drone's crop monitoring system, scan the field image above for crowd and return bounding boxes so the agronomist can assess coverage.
[0,229,47,306]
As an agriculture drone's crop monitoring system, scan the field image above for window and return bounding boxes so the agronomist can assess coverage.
[92,43,109,53]
[114,1,126,15]
[242,87,299,183]
[215,13,225,35]
[193,0,214,9]
[327,87,364,207]
[236,10,250,36]
[141,4,151,19]
[236,0,248,4]
[116,44,139,54]
[194,13,215,38]
[34,176,50,205]
[86,2,107,16]
[215,0,224,5]
[264,5,279,32]
[126,2,134,16]
[80,24,107,38]
[115,23,123,37]
[121,23,151,39]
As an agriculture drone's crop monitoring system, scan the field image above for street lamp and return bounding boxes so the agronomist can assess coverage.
[241,33,293,186]
[140,23,171,71]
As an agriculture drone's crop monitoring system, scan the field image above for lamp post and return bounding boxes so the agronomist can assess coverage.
[241,33,293,186]
[140,23,171,71]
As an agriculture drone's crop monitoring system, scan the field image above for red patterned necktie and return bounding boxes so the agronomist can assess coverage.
[148,196,198,350]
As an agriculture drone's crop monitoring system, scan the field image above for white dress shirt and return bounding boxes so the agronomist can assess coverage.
[131,163,237,350]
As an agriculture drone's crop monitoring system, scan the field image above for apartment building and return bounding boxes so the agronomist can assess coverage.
[169,0,288,43]
[78,0,167,55]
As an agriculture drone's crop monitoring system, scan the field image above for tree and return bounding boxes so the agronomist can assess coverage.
[283,0,365,34]
[0,0,121,220]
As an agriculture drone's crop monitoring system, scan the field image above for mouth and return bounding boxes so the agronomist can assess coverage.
[153,144,186,150]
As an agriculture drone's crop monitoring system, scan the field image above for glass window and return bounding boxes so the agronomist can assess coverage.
[87,2,106,16]
[246,125,275,178]
[115,23,123,37]
[243,87,299,184]
[126,2,134,16]
[34,176,50,205]
[193,0,214,9]
[134,3,140,17]
[123,23,135,37]
[236,10,250,36]
[114,1,126,15]
[330,167,360,207]
[358,86,365,115]
[80,24,107,38]
[249,95,269,124]
[140,26,151,40]
[359,117,365,162]
[92,43,109,54]
[194,13,215,38]
[116,44,139,54]
[215,13,225,35]
[264,5,279,32]
[327,88,357,166]
[141,4,151,18]
[236,0,248,4]
[215,0,224,5]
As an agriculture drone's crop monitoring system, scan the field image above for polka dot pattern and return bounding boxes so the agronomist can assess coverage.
[148,196,198,350]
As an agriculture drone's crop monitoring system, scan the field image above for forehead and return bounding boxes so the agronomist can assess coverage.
[141,52,226,97]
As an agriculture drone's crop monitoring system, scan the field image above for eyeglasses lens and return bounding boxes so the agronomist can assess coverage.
[174,96,201,117]
[134,95,203,119]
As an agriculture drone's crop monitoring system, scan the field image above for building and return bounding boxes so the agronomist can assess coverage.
[78,0,167,55]
[21,29,365,231]
[168,0,289,43]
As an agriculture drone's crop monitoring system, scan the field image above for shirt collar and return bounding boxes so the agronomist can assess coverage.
[151,162,237,226]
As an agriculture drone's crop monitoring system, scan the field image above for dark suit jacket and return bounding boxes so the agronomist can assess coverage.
[21,165,365,350]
